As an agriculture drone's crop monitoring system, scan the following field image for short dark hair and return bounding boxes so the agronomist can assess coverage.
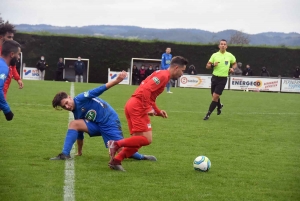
[220,39,227,42]
[170,56,188,67]
[0,21,16,36]
[52,92,68,109]
[1,40,21,56]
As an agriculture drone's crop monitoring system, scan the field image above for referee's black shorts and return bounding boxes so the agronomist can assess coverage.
[211,75,228,95]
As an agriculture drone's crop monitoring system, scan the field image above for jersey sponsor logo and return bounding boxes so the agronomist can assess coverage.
[225,61,229,65]
[85,109,97,121]
[166,60,171,64]
[84,91,89,97]
[152,77,160,85]
[0,73,7,80]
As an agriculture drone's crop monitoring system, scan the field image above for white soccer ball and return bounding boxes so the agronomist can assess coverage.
[193,156,211,172]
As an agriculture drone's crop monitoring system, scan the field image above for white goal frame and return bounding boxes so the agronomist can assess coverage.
[63,58,90,83]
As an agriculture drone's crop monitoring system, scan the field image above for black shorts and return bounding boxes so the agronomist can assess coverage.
[75,72,83,76]
[211,75,227,95]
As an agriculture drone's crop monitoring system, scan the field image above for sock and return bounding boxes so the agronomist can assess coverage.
[217,98,221,109]
[116,136,150,147]
[166,82,170,92]
[131,152,144,160]
[62,129,78,155]
[115,147,140,161]
[207,101,218,115]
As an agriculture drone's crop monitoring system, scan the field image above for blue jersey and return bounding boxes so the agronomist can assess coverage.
[161,53,172,70]
[0,58,10,113]
[72,85,119,124]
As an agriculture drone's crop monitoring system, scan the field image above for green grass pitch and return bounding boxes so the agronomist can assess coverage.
[0,80,299,201]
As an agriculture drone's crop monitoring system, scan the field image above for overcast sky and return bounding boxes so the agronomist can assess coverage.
[1,0,300,34]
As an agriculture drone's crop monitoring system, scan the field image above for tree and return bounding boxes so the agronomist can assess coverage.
[229,31,250,45]
[0,13,3,24]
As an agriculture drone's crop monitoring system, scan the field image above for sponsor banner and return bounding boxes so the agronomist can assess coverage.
[230,77,280,91]
[108,70,130,85]
[281,79,300,93]
[22,67,40,80]
[179,75,229,89]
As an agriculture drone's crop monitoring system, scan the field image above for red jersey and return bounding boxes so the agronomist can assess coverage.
[132,70,170,114]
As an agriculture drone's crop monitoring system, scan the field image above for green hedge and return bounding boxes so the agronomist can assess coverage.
[15,33,300,83]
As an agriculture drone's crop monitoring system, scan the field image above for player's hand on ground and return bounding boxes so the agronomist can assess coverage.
[160,110,168,118]
[116,71,127,83]
[18,80,24,89]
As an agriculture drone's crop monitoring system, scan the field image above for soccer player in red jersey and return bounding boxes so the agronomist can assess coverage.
[107,56,188,171]
[0,22,24,99]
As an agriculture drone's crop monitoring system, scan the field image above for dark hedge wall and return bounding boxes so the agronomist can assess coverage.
[14,33,300,83]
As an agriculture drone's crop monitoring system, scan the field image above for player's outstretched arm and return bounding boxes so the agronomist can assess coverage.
[105,71,127,89]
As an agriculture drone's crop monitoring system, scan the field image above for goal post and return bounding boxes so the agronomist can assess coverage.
[130,58,161,85]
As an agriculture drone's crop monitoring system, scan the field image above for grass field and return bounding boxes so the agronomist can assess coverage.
[0,80,299,201]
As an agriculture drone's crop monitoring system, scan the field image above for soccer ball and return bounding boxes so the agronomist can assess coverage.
[193,156,211,172]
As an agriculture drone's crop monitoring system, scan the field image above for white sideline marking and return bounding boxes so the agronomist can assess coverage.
[64,82,75,201]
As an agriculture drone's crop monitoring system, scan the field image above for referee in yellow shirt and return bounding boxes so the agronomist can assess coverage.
[203,39,237,120]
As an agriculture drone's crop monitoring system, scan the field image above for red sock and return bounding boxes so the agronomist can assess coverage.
[116,136,150,147]
[115,147,140,161]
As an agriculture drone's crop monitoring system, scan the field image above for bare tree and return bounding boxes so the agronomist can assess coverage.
[229,31,250,45]
[0,13,3,24]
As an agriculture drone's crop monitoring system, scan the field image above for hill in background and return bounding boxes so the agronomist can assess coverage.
[15,24,300,47]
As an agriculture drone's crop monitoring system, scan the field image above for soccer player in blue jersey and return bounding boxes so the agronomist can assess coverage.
[161,47,173,93]
[0,40,21,121]
[50,71,156,161]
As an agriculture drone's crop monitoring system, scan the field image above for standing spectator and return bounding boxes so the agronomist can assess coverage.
[293,66,300,78]
[242,64,253,76]
[161,47,173,93]
[188,65,197,75]
[145,65,155,77]
[74,56,85,83]
[0,40,21,121]
[55,58,65,81]
[232,62,242,75]
[139,65,146,83]
[203,39,237,121]
[260,66,270,77]
[132,65,140,85]
[36,55,48,80]
[0,21,23,98]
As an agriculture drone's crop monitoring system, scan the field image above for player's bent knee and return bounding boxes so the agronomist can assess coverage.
[68,120,87,131]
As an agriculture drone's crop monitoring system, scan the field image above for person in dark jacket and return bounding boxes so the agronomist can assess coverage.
[145,65,155,77]
[242,64,253,76]
[55,58,65,81]
[36,55,48,80]
[132,65,140,85]
[74,56,85,83]
[260,66,270,77]
[188,65,197,75]
[293,66,300,78]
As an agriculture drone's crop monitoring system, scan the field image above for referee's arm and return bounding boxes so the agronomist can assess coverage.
[229,62,237,73]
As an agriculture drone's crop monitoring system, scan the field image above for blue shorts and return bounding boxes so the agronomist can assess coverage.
[84,119,124,148]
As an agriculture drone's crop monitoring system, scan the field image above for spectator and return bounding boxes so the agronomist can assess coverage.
[161,47,173,93]
[55,58,65,81]
[132,65,140,85]
[145,65,155,77]
[74,56,85,83]
[139,65,146,83]
[242,64,253,76]
[188,65,197,75]
[232,62,242,75]
[36,55,48,80]
[260,66,270,77]
[293,66,300,78]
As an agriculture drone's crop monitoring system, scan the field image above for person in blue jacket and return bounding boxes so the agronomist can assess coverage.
[0,40,21,121]
[161,47,173,93]
[74,56,85,83]
[50,71,156,162]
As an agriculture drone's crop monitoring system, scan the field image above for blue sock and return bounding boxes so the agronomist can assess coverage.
[131,152,144,160]
[62,129,78,155]
[166,82,170,92]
